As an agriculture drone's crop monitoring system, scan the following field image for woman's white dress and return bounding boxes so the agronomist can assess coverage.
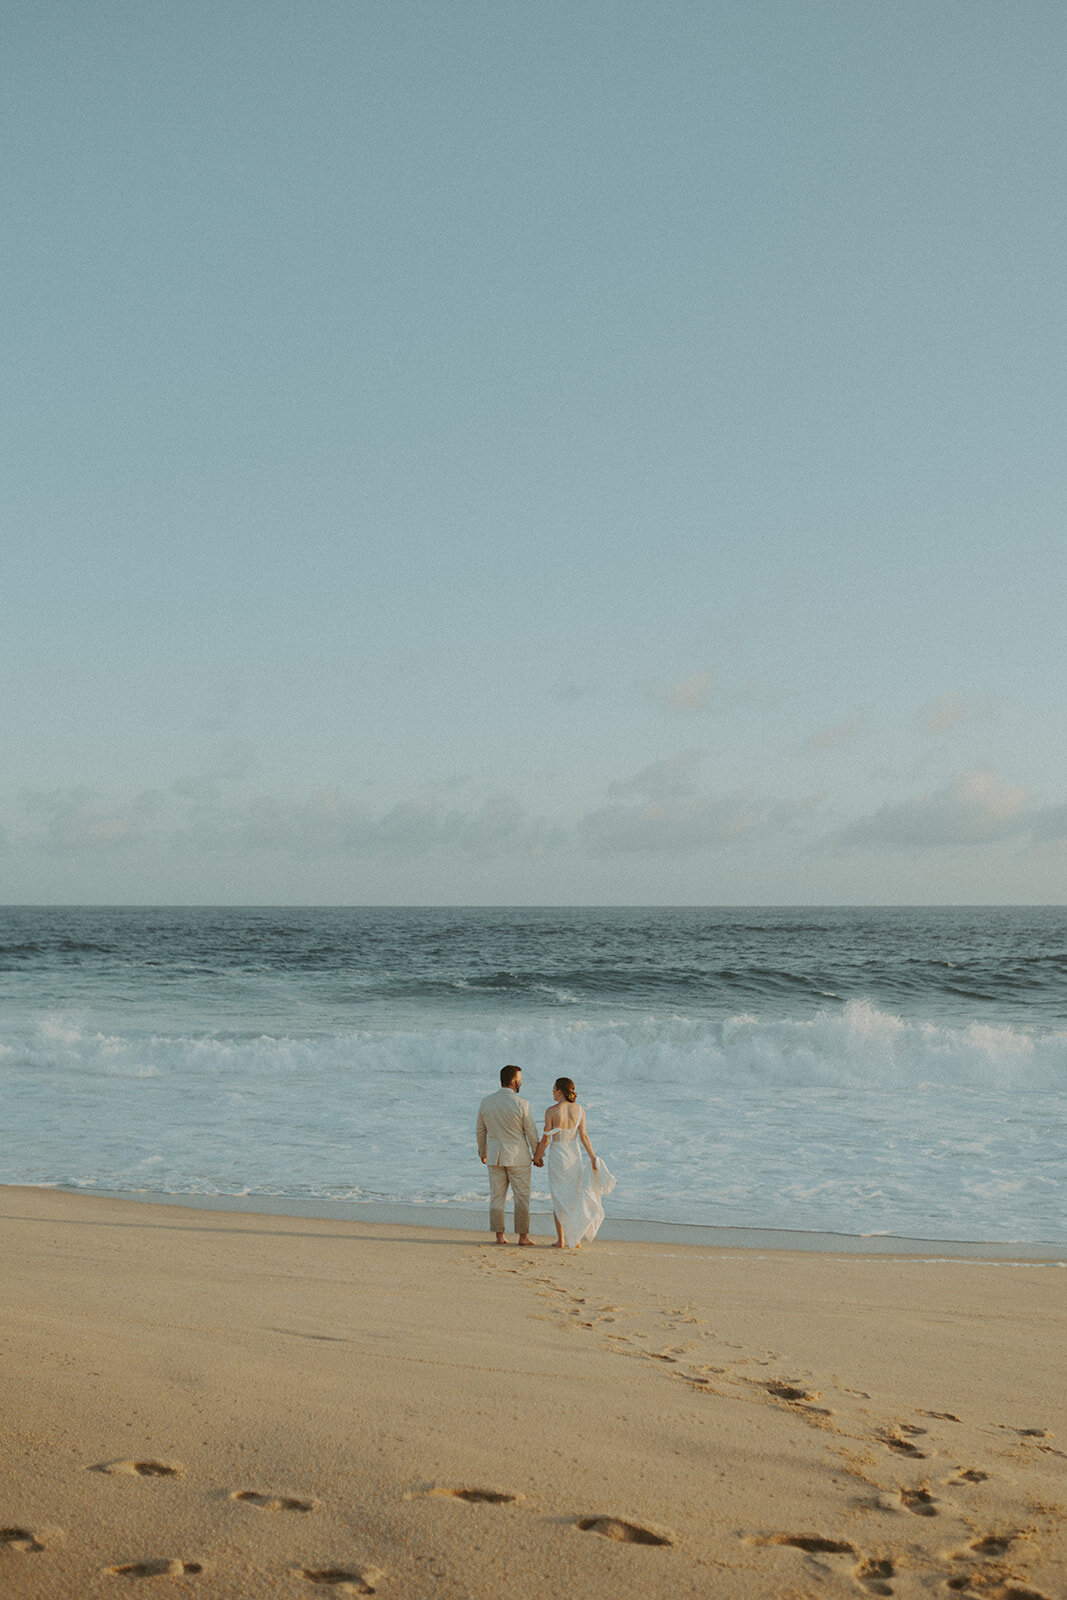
[546,1111,614,1248]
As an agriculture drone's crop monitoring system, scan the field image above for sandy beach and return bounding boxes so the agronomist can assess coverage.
[1,1188,1064,1600]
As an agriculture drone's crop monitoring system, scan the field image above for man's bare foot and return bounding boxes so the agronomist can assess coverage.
[517,1234,533,1247]
[494,1233,508,1245]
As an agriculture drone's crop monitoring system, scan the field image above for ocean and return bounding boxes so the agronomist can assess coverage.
[1,905,1064,1244]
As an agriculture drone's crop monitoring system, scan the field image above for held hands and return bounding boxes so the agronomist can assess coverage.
[533,1156,544,1167]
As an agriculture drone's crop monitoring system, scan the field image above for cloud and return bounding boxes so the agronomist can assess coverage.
[836,770,1029,850]
[170,740,260,802]
[20,788,167,853]
[10,766,820,867]
[607,750,706,801]
[920,691,989,735]
[581,765,820,855]
[19,762,1058,875]
[577,796,757,855]
[224,790,565,862]
[15,785,560,864]
[794,715,865,754]
[665,671,713,713]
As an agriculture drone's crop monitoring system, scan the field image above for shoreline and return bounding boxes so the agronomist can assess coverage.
[9,1183,1065,1260]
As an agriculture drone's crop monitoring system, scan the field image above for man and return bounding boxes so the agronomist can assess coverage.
[476,1064,542,1246]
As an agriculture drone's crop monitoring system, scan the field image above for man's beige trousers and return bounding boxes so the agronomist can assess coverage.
[489,1162,531,1236]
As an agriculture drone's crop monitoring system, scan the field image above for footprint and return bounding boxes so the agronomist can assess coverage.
[93,1460,183,1477]
[946,1582,1049,1600]
[995,1426,1065,1455]
[231,1491,316,1512]
[764,1381,821,1403]
[949,1469,991,1485]
[299,1566,383,1594]
[419,1487,521,1505]
[104,1559,203,1577]
[899,1486,937,1517]
[750,1534,855,1554]
[920,1410,961,1423]
[898,1424,927,1437]
[855,1554,895,1595]
[576,1517,672,1546]
[968,1532,1021,1557]
[881,1435,927,1459]
[755,1386,837,1425]
[1,1528,46,1553]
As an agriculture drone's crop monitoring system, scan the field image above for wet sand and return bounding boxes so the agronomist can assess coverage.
[2,1186,1064,1599]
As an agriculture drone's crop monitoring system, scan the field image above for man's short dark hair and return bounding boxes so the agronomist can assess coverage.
[500,1064,520,1088]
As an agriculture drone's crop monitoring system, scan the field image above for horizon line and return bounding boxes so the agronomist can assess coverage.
[1,902,1063,912]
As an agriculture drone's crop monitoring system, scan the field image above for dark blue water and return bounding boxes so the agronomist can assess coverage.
[1,904,1064,1029]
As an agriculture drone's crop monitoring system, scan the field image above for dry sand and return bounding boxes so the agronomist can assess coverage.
[1,1186,1064,1600]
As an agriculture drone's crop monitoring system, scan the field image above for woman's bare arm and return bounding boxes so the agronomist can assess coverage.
[534,1106,559,1164]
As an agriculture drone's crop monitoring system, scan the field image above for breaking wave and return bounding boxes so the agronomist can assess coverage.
[4,999,1063,1092]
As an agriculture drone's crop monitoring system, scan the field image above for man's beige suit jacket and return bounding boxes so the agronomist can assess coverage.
[476,1087,539,1167]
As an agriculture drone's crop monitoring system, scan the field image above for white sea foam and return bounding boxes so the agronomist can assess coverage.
[6,1000,1066,1094]
[1,999,1064,1242]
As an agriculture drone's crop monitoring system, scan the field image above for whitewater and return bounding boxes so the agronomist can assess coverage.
[1,905,1064,1242]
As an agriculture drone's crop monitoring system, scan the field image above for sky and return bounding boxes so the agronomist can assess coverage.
[2,1,1065,904]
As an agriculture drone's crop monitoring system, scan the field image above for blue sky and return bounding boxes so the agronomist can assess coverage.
[3,1,1064,903]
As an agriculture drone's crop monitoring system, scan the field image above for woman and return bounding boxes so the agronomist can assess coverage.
[534,1077,607,1249]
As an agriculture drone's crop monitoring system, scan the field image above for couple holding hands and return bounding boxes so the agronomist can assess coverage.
[476,1064,614,1248]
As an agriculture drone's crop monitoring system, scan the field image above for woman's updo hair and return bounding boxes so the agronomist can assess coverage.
[554,1076,577,1103]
